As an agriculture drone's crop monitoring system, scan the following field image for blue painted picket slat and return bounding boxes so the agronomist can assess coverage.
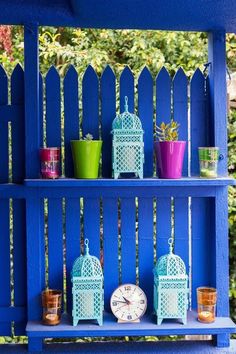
[174,198,189,282]
[120,198,136,284]
[138,198,154,311]
[120,66,134,113]
[156,67,171,126]
[39,73,43,148]
[83,198,101,259]
[173,67,188,176]
[103,198,119,311]
[82,65,99,139]
[190,69,207,176]
[155,68,172,262]
[191,198,212,309]
[138,67,153,177]
[0,65,11,335]
[64,66,79,177]
[190,68,211,309]
[101,66,116,178]
[156,198,172,260]
[65,198,80,315]
[11,64,27,335]
[48,199,63,293]
[0,65,9,183]
[46,66,61,148]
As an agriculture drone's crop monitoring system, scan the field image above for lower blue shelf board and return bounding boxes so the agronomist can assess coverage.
[26,311,236,338]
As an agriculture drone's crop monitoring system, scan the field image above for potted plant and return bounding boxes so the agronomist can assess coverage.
[154,120,186,179]
[71,134,102,179]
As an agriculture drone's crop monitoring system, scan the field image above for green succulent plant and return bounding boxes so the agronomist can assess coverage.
[156,119,180,141]
[83,133,93,141]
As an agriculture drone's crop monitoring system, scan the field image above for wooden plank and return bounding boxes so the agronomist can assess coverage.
[120,198,136,284]
[4,340,236,353]
[46,66,61,148]
[26,311,236,338]
[39,73,43,147]
[138,67,153,177]
[0,65,11,335]
[156,67,171,125]
[65,198,80,315]
[191,197,212,309]
[103,198,119,311]
[208,31,227,176]
[64,65,79,177]
[47,199,63,292]
[138,197,154,311]
[173,67,188,176]
[190,69,207,176]
[82,65,99,139]
[120,66,134,113]
[156,198,172,259]
[174,198,189,278]
[24,24,40,178]
[83,198,100,259]
[101,65,116,178]
[26,193,44,321]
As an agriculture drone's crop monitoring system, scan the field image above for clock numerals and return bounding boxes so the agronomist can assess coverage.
[110,284,147,323]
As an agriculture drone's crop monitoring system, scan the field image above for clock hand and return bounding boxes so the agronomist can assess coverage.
[122,296,132,305]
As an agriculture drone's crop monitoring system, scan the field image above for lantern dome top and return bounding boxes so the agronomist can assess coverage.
[112,96,143,132]
[153,238,186,277]
[71,239,103,278]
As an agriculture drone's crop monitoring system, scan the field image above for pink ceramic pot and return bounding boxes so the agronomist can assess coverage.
[154,141,186,179]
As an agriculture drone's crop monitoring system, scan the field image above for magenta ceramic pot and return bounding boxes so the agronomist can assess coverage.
[154,141,186,179]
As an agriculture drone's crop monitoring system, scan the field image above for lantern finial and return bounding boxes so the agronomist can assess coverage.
[124,96,128,112]
[84,238,89,255]
[168,238,174,254]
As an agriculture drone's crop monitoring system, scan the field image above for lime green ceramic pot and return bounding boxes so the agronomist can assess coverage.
[71,140,102,179]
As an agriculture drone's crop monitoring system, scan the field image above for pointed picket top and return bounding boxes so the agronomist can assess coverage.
[138,66,153,82]
[173,67,188,86]
[190,68,205,98]
[156,66,171,83]
[11,64,24,104]
[101,65,116,82]
[64,64,78,83]
[0,65,8,105]
[83,64,98,83]
[120,66,134,113]
[46,65,60,82]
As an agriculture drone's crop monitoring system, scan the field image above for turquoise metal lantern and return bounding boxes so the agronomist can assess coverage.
[111,96,144,179]
[71,239,104,326]
[153,238,188,325]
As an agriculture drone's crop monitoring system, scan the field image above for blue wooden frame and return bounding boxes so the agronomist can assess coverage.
[0,1,235,351]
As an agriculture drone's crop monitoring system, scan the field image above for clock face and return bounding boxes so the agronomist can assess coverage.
[110,284,147,322]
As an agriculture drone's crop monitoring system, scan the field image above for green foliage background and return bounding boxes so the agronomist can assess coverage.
[0,27,235,342]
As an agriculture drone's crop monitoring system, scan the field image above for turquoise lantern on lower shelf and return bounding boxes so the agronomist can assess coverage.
[71,239,104,326]
[153,238,189,325]
[111,96,144,179]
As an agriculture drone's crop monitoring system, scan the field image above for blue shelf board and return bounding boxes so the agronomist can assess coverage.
[26,311,236,338]
[1,341,236,354]
[24,177,236,188]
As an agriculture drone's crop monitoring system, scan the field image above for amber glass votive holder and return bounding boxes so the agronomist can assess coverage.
[41,289,62,325]
[197,287,217,323]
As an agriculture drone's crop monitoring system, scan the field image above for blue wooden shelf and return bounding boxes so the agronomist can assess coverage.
[26,311,236,338]
[24,177,236,187]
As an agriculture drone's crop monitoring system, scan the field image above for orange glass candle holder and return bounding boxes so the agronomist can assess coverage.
[41,289,62,325]
[197,287,217,323]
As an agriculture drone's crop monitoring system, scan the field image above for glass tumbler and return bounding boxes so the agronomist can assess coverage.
[40,147,60,179]
[41,289,62,325]
[198,147,219,178]
[197,287,217,323]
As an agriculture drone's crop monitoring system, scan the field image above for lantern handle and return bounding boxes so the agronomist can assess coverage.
[168,237,174,254]
[84,238,89,255]
[124,96,128,112]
